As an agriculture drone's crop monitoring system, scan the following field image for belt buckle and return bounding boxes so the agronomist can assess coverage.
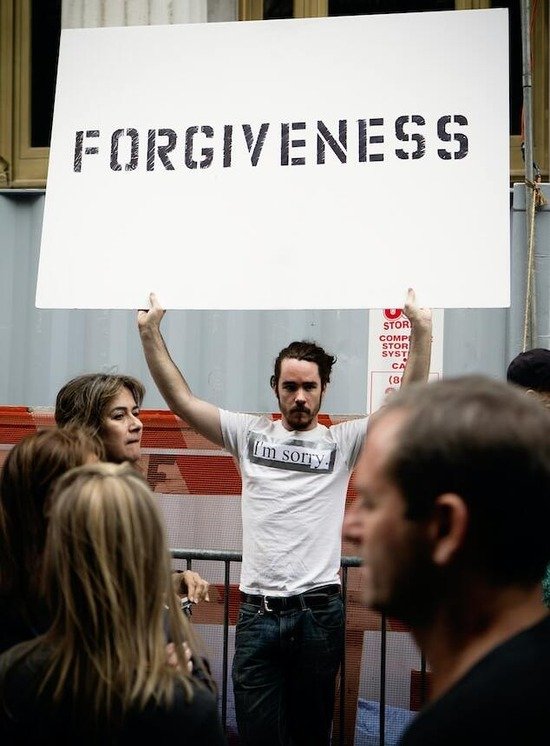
[263,595,273,612]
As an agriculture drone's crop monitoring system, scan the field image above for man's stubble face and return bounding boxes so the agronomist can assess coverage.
[274,358,324,432]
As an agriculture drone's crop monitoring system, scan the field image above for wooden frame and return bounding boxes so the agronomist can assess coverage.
[294,0,327,17]
[240,0,327,19]
[12,0,49,187]
[0,0,51,188]
[0,0,14,186]
[238,0,263,21]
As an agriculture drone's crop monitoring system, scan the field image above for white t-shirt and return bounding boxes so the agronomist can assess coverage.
[220,410,367,596]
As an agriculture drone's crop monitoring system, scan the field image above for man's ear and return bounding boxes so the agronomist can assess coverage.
[428,493,468,567]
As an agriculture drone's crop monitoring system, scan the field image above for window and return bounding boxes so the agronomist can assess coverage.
[239,0,549,181]
[0,0,61,187]
[493,0,548,179]
[0,1,545,186]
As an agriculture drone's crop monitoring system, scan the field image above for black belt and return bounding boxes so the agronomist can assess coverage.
[240,584,341,612]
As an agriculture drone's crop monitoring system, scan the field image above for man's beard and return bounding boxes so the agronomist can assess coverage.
[278,394,322,431]
[287,405,314,430]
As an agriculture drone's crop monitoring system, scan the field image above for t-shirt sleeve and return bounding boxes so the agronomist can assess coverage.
[219,409,258,458]
[331,416,368,470]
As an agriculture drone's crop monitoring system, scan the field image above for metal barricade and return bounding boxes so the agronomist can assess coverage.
[171,549,409,746]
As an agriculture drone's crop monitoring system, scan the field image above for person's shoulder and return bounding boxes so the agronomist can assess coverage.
[220,408,266,426]
[328,416,368,437]
[452,616,550,695]
[478,614,550,679]
[400,618,550,745]
[131,682,225,741]
[0,639,49,682]
[401,687,549,746]
[329,415,368,427]
[0,599,30,658]
[0,641,53,735]
[171,679,218,710]
[0,597,50,657]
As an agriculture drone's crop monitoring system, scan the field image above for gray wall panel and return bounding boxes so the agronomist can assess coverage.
[442,308,507,379]
[2,188,545,411]
[0,193,370,412]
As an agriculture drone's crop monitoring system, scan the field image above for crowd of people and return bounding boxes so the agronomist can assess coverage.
[0,289,548,744]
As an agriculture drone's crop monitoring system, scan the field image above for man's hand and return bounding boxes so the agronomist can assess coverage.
[400,287,433,388]
[173,569,210,604]
[137,292,166,335]
[402,287,432,332]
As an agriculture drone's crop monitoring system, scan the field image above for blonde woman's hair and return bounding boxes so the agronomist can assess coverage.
[38,462,209,732]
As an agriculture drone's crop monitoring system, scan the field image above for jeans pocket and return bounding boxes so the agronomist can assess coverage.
[307,597,344,631]
[236,604,263,632]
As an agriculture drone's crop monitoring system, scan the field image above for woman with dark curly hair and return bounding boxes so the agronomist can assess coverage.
[0,427,103,654]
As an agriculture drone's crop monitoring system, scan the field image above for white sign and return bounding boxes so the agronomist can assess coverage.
[36,10,509,310]
[367,308,444,413]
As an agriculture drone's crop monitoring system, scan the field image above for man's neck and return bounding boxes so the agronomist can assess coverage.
[412,584,548,701]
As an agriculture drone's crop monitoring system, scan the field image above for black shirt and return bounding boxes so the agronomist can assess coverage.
[400,615,550,746]
[0,642,227,745]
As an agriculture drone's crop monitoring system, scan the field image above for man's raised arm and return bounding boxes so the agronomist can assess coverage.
[137,293,224,447]
[400,287,433,388]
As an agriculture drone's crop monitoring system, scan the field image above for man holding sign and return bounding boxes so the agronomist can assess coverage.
[138,291,431,745]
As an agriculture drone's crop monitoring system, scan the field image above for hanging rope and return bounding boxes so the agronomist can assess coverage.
[522,178,547,352]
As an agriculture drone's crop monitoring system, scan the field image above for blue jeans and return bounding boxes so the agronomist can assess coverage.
[232,594,344,746]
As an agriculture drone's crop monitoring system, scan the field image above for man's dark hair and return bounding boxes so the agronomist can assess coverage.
[270,341,337,390]
[380,375,550,587]
[506,348,550,392]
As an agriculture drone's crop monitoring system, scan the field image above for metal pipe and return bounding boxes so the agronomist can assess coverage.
[170,548,363,566]
[340,565,348,746]
[379,613,387,746]
[420,652,428,708]
[221,559,230,731]
[521,0,536,348]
